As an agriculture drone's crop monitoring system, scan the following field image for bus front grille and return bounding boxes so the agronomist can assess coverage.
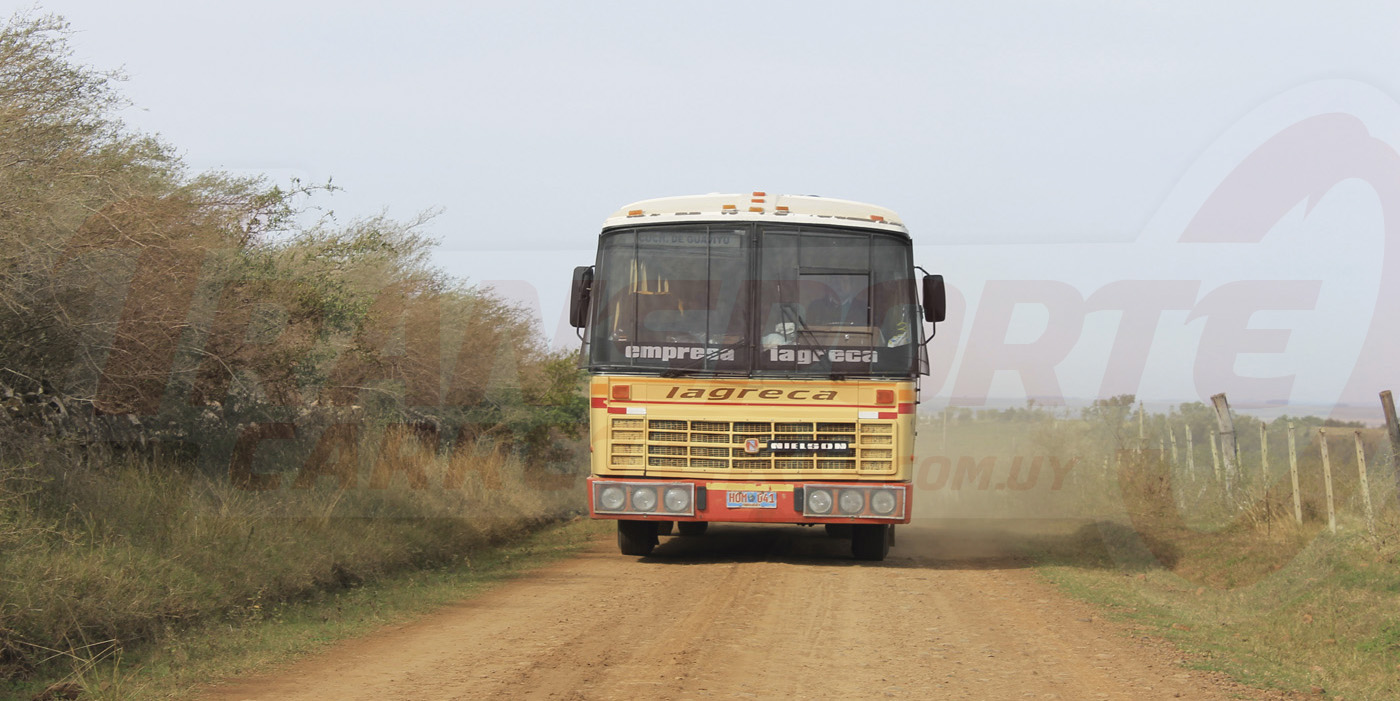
[609,418,896,474]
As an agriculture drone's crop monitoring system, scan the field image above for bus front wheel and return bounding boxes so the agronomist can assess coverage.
[618,520,658,556]
[851,524,890,561]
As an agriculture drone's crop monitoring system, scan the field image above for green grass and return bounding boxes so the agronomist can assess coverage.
[1,517,611,701]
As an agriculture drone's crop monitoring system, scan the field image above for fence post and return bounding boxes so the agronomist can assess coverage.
[1260,421,1269,500]
[1186,424,1195,480]
[1382,390,1400,505]
[1211,429,1222,482]
[1259,422,1269,477]
[1169,426,1179,467]
[1211,393,1239,495]
[1355,430,1376,537]
[1288,421,1302,524]
[1319,428,1336,534]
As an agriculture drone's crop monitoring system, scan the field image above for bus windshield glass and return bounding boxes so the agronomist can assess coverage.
[587,224,921,378]
[590,226,752,374]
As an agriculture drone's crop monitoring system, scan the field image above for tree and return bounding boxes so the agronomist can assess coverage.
[0,11,585,456]
[1082,394,1136,450]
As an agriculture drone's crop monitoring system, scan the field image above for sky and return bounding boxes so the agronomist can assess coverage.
[32,1,1400,415]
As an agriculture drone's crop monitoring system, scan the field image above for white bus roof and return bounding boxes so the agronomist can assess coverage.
[603,192,908,235]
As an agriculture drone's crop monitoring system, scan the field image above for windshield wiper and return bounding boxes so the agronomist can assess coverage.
[700,338,746,362]
[780,304,823,346]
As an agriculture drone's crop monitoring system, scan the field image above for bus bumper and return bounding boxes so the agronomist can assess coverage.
[587,477,912,525]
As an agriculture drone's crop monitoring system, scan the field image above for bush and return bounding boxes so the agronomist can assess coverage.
[0,11,588,685]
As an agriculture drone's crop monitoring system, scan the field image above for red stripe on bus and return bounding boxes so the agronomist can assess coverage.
[607,400,886,410]
[591,397,608,408]
[898,403,914,414]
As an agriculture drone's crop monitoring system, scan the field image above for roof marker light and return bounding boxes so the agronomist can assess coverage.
[870,214,885,222]
[722,204,737,210]
[627,209,643,217]
[749,206,764,213]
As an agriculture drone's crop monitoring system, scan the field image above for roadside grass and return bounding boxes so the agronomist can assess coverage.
[0,431,587,699]
[1,517,611,701]
[919,411,1400,699]
[1031,507,1400,700]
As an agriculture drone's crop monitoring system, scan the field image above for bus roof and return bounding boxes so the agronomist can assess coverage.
[603,192,908,235]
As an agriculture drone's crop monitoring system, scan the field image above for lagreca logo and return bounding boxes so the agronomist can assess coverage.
[663,386,840,401]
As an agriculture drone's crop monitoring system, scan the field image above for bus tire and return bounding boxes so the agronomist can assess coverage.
[618,520,657,556]
[677,521,708,536]
[824,523,853,539]
[851,524,890,561]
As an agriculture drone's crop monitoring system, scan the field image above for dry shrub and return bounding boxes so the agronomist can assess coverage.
[0,11,590,691]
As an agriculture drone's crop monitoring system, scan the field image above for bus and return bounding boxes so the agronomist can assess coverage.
[567,192,944,560]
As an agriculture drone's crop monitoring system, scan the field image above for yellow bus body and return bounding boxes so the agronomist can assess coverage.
[590,376,914,484]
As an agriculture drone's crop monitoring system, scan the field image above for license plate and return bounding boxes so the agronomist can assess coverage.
[726,490,778,509]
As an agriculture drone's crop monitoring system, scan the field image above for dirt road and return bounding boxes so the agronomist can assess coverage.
[202,521,1277,701]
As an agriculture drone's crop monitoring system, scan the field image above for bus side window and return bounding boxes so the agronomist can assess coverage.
[871,278,917,347]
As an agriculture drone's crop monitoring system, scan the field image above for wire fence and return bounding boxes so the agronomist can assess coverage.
[1138,391,1400,534]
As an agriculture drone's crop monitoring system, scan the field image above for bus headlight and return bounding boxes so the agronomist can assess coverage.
[870,489,897,515]
[599,485,626,511]
[630,486,658,512]
[663,486,691,512]
[806,488,833,515]
[838,489,865,515]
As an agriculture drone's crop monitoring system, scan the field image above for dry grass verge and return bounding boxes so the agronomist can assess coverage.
[1026,448,1400,700]
[1036,516,1400,700]
[9,518,610,701]
[0,430,583,692]
[918,410,1400,699]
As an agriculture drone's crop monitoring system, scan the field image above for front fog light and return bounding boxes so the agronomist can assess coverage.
[870,489,897,515]
[806,488,833,515]
[663,486,691,512]
[838,489,865,514]
[630,486,658,512]
[599,485,626,511]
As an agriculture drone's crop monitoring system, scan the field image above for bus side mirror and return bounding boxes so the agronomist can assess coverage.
[569,266,594,329]
[922,274,946,324]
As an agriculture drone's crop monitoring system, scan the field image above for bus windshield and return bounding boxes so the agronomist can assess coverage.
[587,223,922,378]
